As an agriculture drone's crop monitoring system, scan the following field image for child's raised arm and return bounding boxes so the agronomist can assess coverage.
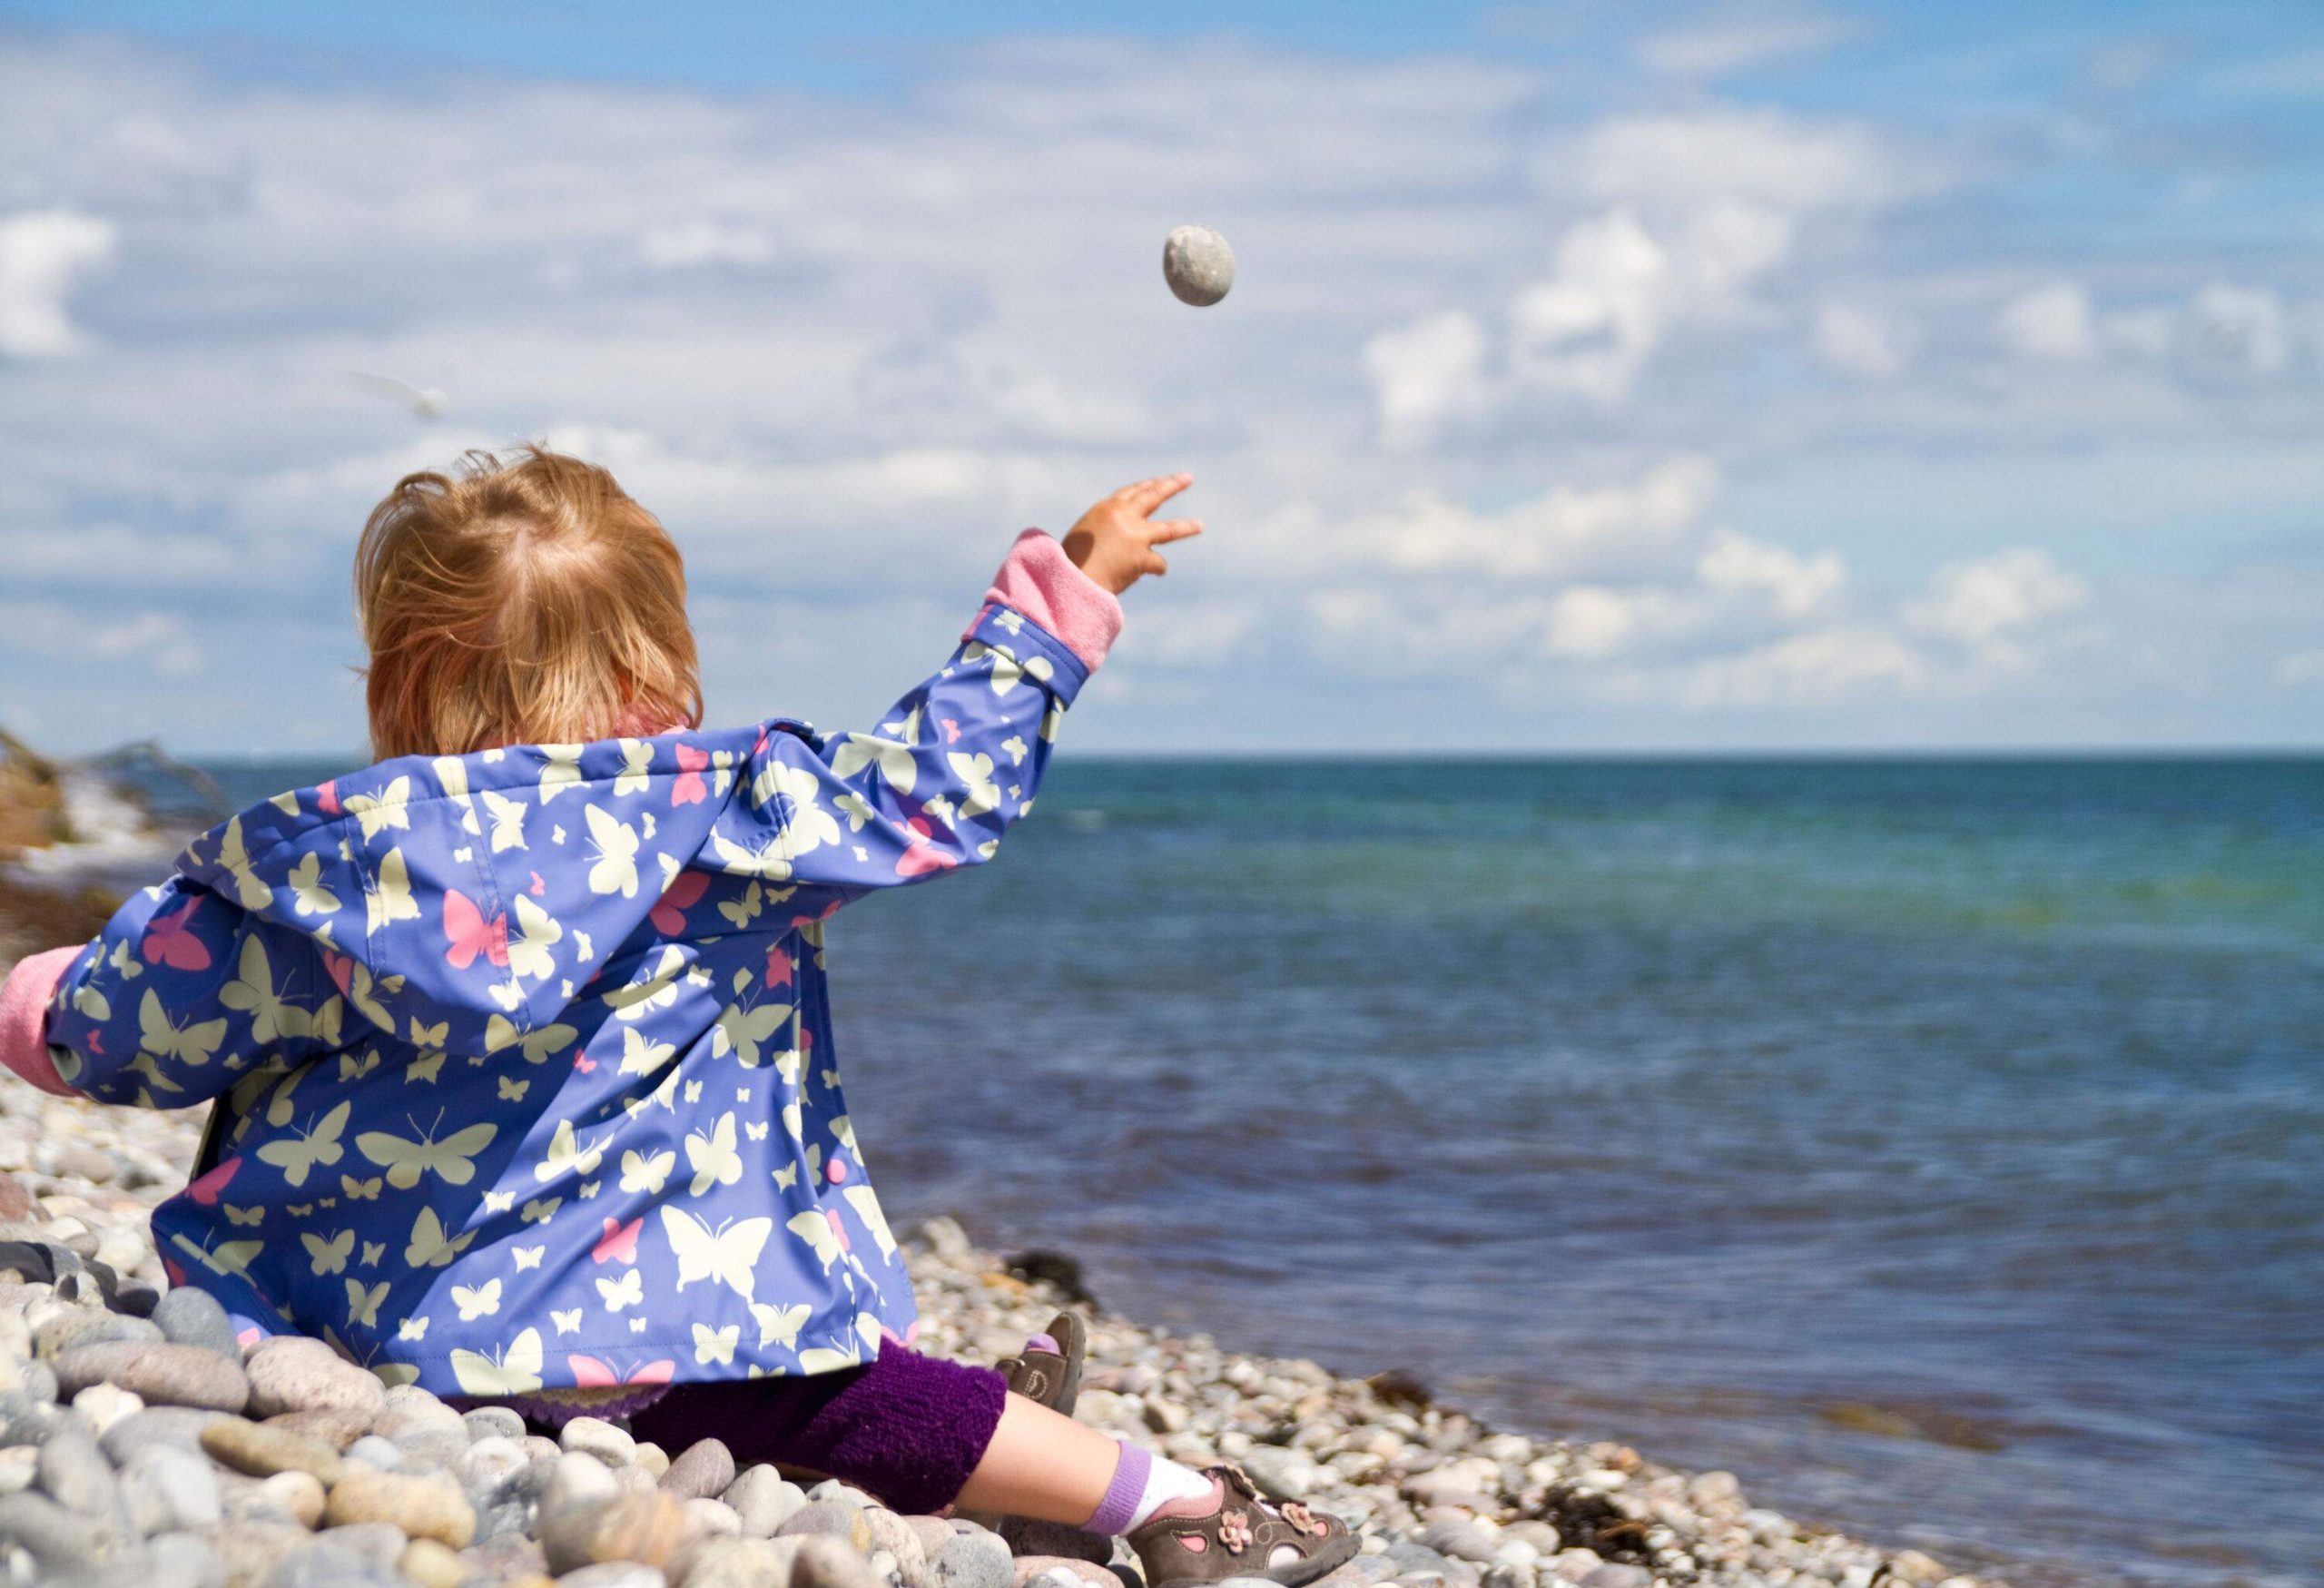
[712,476,1199,900]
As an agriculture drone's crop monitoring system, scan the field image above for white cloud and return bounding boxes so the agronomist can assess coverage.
[2184,283,2288,376]
[2275,649,2324,687]
[1543,107,1916,217]
[1363,311,1491,449]
[0,602,202,676]
[0,210,115,357]
[1639,11,1855,78]
[637,222,777,271]
[1812,302,1919,380]
[1903,547,2089,656]
[1995,281,2097,362]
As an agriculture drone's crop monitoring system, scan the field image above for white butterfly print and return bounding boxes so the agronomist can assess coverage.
[596,1268,644,1311]
[481,789,529,853]
[615,738,655,798]
[685,1112,743,1197]
[750,1301,810,1350]
[830,733,918,794]
[536,745,584,802]
[452,1278,503,1321]
[659,1208,773,1301]
[692,1322,740,1366]
[551,1308,583,1336]
[513,1245,545,1271]
[585,804,641,898]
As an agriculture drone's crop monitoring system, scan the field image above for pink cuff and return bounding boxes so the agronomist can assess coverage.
[0,947,84,1098]
[967,529,1124,675]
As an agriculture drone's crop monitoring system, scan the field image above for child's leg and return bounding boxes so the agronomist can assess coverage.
[952,1391,1136,1520]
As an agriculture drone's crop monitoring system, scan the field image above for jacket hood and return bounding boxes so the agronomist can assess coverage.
[176,722,799,1059]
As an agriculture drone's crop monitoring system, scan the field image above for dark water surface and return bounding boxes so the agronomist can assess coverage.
[206,756,2323,1588]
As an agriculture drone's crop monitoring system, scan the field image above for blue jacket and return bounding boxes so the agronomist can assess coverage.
[36,581,1093,1397]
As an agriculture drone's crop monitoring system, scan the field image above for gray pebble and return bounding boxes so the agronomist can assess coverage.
[243,1336,384,1420]
[100,1406,230,1465]
[0,1488,115,1573]
[931,1527,1013,1588]
[36,1424,125,1525]
[53,1343,250,1413]
[1163,224,1236,307]
[793,1533,889,1588]
[121,1445,222,1534]
[143,1529,231,1588]
[149,1288,238,1359]
[1237,1445,1315,1501]
[779,1499,873,1550]
[658,1435,735,1500]
[557,1564,669,1588]
[460,1406,526,1443]
[560,1415,636,1468]
[722,1465,806,1538]
[343,1434,405,1471]
[1417,1521,1500,1564]
[33,1310,160,1361]
[318,1519,407,1566]
[685,1536,804,1588]
[259,1542,405,1588]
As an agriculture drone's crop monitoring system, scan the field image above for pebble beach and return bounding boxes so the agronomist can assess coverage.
[0,1057,1985,1588]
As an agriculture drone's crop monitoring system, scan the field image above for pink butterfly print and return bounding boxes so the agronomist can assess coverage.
[529,871,547,898]
[895,819,959,879]
[672,744,709,806]
[940,718,961,744]
[84,1029,103,1056]
[314,781,340,816]
[574,1056,597,1074]
[142,899,213,972]
[650,872,709,935]
[443,891,510,972]
[824,1207,852,1253]
[320,949,354,998]
[162,1258,186,1287]
[881,1319,921,1348]
[569,1355,677,1388]
[187,1156,241,1206]
[764,945,793,990]
[593,1216,643,1266]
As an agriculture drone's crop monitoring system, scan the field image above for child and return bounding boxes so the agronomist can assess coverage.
[0,449,1354,1586]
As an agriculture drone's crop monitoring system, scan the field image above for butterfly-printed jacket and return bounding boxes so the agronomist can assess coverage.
[16,531,1118,1399]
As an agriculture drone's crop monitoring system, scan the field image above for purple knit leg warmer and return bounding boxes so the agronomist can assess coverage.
[628,1340,1009,1515]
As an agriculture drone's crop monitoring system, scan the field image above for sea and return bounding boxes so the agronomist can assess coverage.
[193,755,2322,1588]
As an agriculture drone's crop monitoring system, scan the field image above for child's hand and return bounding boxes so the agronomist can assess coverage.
[1061,474,1204,595]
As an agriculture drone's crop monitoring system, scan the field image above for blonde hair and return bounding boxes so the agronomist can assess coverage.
[354,447,703,760]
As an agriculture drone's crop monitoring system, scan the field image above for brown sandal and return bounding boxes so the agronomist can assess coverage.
[997,1309,1087,1415]
[1128,1465,1358,1588]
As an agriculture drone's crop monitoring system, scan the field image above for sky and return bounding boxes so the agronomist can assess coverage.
[2,1,2320,757]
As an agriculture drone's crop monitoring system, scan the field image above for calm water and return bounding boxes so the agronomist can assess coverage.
[203,756,2323,1588]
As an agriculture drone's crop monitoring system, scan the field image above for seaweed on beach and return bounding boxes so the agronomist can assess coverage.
[1003,1248,1101,1309]
[1529,1484,1652,1564]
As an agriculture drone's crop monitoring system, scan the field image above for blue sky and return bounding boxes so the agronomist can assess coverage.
[3,2,2320,755]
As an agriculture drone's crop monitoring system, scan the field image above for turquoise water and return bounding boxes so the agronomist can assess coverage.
[204,756,2324,1587]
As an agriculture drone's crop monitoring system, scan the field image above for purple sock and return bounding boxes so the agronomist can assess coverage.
[1024,1332,1060,1355]
[1082,1439,1150,1535]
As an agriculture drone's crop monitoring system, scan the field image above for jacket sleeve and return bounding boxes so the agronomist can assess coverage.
[714,530,1121,899]
[4,875,340,1110]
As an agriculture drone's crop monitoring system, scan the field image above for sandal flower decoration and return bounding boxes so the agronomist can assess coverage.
[1218,1510,1255,1553]
[1277,1502,1318,1537]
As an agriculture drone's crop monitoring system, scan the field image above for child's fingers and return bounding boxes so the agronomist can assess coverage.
[1143,549,1170,577]
[1119,473,1193,515]
[1147,518,1204,545]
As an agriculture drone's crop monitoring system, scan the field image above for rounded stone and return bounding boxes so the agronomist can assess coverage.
[684,1495,743,1538]
[202,1418,345,1485]
[399,1535,469,1588]
[1011,1557,1118,1588]
[150,1287,240,1358]
[244,1336,386,1420]
[778,1499,874,1551]
[721,1465,805,1539]
[0,1488,120,1574]
[145,1529,231,1588]
[258,1468,328,1528]
[546,1450,623,1514]
[460,1406,526,1444]
[35,1425,124,1522]
[344,1434,406,1471]
[1163,224,1235,307]
[100,1405,232,1464]
[258,1406,372,1453]
[320,1519,409,1566]
[633,1441,670,1478]
[261,1540,406,1588]
[120,1444,223,1534]
[324,1463,478,1547]
[658,1436,735,1501]
[793,1533,889,1588]
[867,1506,931,1583]
[69,1380,143,1434]
[931,1527,1012,1588]
[684,1536,803,1588]
[33,1309,162,1360]
[53,1342,251,1412]
[537,1487,693,1573]
[558,1564,672,1588]
[561,1415,637,1467]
